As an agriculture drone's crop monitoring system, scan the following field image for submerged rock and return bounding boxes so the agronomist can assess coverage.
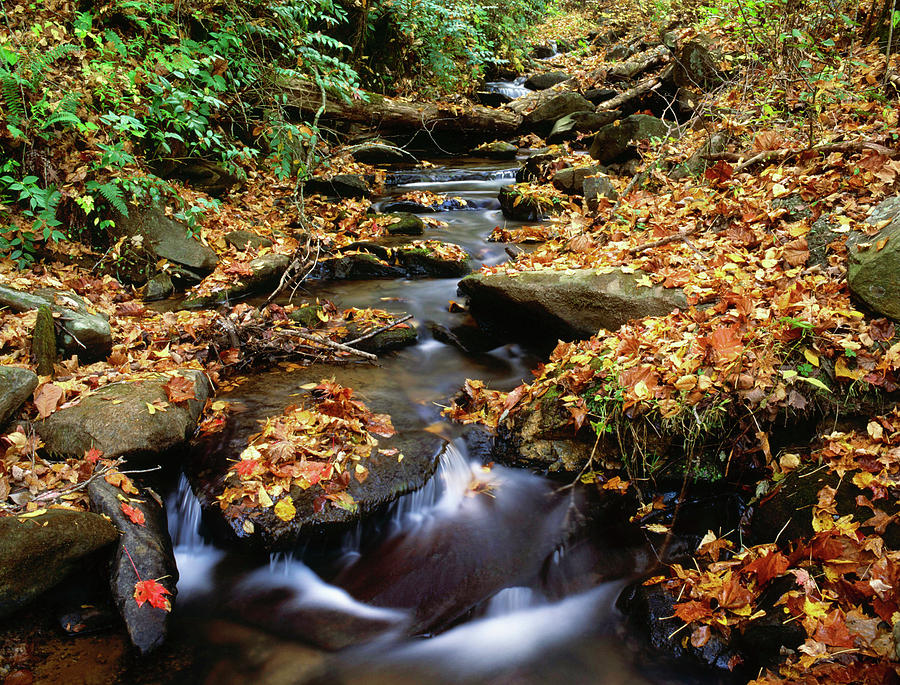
[458,268,687,345]
[36,370,211,467]
[0,286,113,362]
[0,509,118,617]
[848,195,900,320]
[0,366,38,427]
[88,477,178,654]
[315,242,470,281]
[472,140,519,159]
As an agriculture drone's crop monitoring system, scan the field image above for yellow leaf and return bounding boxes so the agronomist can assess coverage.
[802,348,820,367]
[835,357,864,380]
[17,509,48,519]
[876,237,890,251]
[273,498,296,522]
[258,486,273,508]
[242,519,255,534]
[772,183,789,197]
[146,402,156,415]
[644,523,669,533]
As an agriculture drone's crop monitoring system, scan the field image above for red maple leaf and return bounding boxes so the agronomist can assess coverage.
[120,502,146,526]
[230,459,259,478]
[84,447,103,464]
[133,579,171,612]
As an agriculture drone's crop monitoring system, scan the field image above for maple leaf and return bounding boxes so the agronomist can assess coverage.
[133,578,171,612]
[703,326,743,364]
[105,471,139,495]
[120,502,146,526]
[742,550,790,586]
[273,497,296,521]
[84,447,103,464]
[674,599,713,623]
[163,376,196,404]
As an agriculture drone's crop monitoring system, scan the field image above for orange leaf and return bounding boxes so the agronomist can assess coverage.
[84,447,103,464]
[674,599,713,624]
[742,550,790,586]
[133,579,171,611]
[163,376,196,404]
[120,502,146,526]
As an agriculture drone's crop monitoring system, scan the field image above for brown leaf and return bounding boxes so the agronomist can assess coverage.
[742,550,790,586]
[869,318,895,342]
[33,383,64,419]
[674,599,713,624]
[163,376,196,404]
[782,237,809,266]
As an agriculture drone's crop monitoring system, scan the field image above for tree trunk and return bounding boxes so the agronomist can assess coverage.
[280,79,523,137]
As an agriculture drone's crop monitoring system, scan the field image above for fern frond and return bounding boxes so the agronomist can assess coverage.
[42,111,82,129]
[94,182,129,216]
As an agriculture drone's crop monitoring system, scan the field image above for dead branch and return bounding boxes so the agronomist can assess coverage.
[628,226,700,255]
[293,330,378,361]
[705,138,900,170]
[596,64,674,112]
[345,314,413,346]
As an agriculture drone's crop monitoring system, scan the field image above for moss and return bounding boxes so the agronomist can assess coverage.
[32,304,56,376]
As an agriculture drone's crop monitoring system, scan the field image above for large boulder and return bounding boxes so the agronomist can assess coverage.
[36,370,211,467]
[0,509,118,617]
[0,366,38,427]
[113,205,219,278]
[589,114,673,164]
[523,92,595,130]
[551,165,605,195]
[181,253,291,307]
[89,478,178,654]
[848,196,900,320]
[457,268,687,345]
[305,174,371,199]
[0,286,113,362]
[524,71,570,90]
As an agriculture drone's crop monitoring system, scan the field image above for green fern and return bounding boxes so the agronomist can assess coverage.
[42,111,82,129]
[87,181,129,216]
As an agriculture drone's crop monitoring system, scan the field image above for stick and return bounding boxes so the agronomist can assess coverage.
[704,138,900,169]
[597,64,674,112]
[628,226,700,255]
[345,314,413,346]
[293,330,378,361]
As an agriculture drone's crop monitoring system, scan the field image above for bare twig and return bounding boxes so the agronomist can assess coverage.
[292,330,378,361]
[628,226,700,255]
[345,314,413,346]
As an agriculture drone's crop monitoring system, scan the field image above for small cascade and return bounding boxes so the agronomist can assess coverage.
[166,474,205,550]
[484,76,532,101]
[385,166,518,188]
[484,586,543,616]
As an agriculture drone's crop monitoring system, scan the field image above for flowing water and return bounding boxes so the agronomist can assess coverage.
[157,161,728,684]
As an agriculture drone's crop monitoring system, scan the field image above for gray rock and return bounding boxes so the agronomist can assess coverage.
[515,149,560,183]
[584,88,619,105]
[458,267,687,344]
[181,253,290,307]
[524,92,596,129]
[350,139,414,164]
[848,195,900,320]
[384,213,425,236]
[589,114,674,164]
[499,184,565,221]
[548,110,621,142]
[0,366,38,428]
[144,272,175,301]
[584,173,619,210]
[673,40,722,91]
[524,71,570,90]
[305,174,371,199]
[88,478,178,654]
[472,140,519,159]
[36,370,211,467]
[0,510,118,617]
[0,286,113,362]
[224,230,273,251]
[551,165,605,195]
[114,205,219,275]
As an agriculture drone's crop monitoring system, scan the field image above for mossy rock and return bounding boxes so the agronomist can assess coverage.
[396,245,471,278]
[384,212,425,236]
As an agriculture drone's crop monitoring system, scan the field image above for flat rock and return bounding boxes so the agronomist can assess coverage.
[457,268,687,345]
[523,92,595,129]
[306,174,371,199]
[524,71,570,90]
[89,478,178,654]
[0,510,118,617]
[0,366,38,427]
[0,286,113,362]
[224,230,274,251]
[848,195,900,320]
[36,370,211,467]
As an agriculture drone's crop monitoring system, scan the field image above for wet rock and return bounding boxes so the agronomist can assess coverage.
[198,430,446,550]
[551,165,605,195]
[305,174,371,199]
[314,252,407,281]
[472,140,519,159]
[0,366,38,427]
[224,230,273,251]
[144,272,175,301]
[618,582,740,672]
[584,88,619,105]
[589,114,674,164]
[498,184,566,221]
[429,320,504,354]
[523,92,596,130]
[524,71,570,90]
[350,321,419,354]
[181,253,291,307]
[36,370,211,467]
[515,149,560,183]
[548,110,621,142]
[396,244,471,278]
[0,510,118,617]
[0,285,113,362]
[88,478,178,654]
[848,195,900,320]
[530,43,557,59]
[384,213,425,236]
[350,139,413,164]
[458,268,687,346]
[584,173,619,210]
[112,204,219,278]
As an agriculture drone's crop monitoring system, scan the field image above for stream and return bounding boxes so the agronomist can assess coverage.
[155,159,729,684]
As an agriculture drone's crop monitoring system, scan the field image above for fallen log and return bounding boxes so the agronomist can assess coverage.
[596,64,675,112]
[280,79,523,136]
